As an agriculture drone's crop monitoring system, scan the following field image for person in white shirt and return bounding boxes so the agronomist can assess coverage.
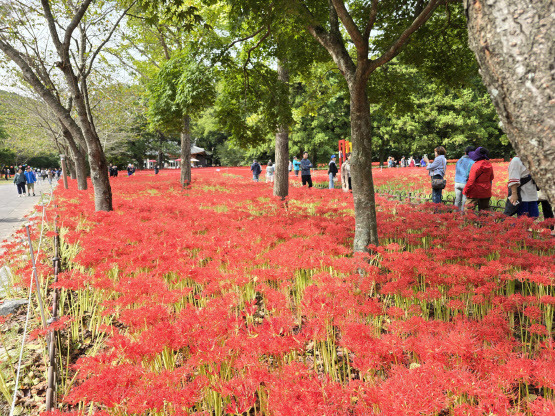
[507,156,539,217]
[266,160,275,183]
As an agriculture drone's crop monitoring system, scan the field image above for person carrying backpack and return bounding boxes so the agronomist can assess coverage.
[250,159,262,182]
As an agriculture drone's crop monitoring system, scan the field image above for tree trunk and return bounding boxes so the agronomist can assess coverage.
[62,70,113,211]
[157,130,165,168]
[379,141,386,168]
[61,124,88,190]
[464,0,555,203]
[86,129,113,211]
[274,61,290,199]
[349,79,379,252]
[180,115,192,187]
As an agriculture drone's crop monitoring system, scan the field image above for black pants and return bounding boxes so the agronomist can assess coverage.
[301,175,312,187]
[16,183,26,194]
[541,200,554,219]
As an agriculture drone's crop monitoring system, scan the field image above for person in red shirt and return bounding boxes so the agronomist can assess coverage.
[463,147,494,211]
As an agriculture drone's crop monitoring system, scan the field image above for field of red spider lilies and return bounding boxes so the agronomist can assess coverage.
[4,167,554,416]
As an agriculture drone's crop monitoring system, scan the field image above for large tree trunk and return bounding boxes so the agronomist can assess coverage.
[180,115,192,187]
[61,123,88,190]
[63,71,113,211]
[349,79,379,252]
[464,0,555,203]
[274,61,289,199]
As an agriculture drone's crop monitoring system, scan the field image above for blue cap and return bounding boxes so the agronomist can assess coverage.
[331,155,336,159]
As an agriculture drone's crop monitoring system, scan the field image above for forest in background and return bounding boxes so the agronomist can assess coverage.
[0,1,512,169]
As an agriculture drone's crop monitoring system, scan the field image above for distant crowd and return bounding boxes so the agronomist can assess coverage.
[387,156,428,168]
[3,165,61,197]
[248,147,552,220]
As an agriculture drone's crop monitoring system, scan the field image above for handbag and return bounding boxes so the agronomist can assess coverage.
[503,175,533,216]
[431,177,446,190]
[430,158,447,190]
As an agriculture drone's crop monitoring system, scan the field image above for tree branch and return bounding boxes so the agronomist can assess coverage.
[296,1,356,79]
[84,1,137,78]
[39,0,63,53]
[220,26,266,58]
[365,0,440,78]
[363,0,379,40]
[330,0,364,49]
[243,24,271,73]
[63,0,94,52]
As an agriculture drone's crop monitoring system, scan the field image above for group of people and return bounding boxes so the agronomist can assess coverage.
[10,166,61,197]
[428,145,552,218]
[388,156,427,168]
[251,152,349,191]
[251,153,314,186]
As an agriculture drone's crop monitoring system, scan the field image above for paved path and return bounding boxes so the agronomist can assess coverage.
[0,178,56,244]
[0,178,56,296]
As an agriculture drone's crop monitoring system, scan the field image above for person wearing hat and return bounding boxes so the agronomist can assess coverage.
[463,146,494,211]
[328,155,338,189]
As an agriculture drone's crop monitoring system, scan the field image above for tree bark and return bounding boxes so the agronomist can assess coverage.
[349,79,379,252]
[61,123,88,190]
[180,115,192,187]
[274,61,290,199]
[464,0,555,203]
[157,130,165,168]
[58,67,113,211]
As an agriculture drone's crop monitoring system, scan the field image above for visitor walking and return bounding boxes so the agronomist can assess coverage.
[47,168,54,184]
[266,161,275,183]
[454,146,476,211]
[424,147,447,204]
[506,156,539,218]
[463,147,494,211]
[154,165,159,175]
[250,159,262,182]
[13,167,26,197]
[341,152,352,192]
[328,155,338,189]
[40,168,47,181]
[24,166,37,196]
[300,152,313,188]
[292,157,301,176]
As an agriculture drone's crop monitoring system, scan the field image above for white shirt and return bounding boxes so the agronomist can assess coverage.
[508,157,538,202]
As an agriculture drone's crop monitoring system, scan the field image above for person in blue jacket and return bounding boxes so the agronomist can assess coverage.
[24,166,37,196]
[454,146,476,210]
[292,156,301,176]
[250,159,262,182]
